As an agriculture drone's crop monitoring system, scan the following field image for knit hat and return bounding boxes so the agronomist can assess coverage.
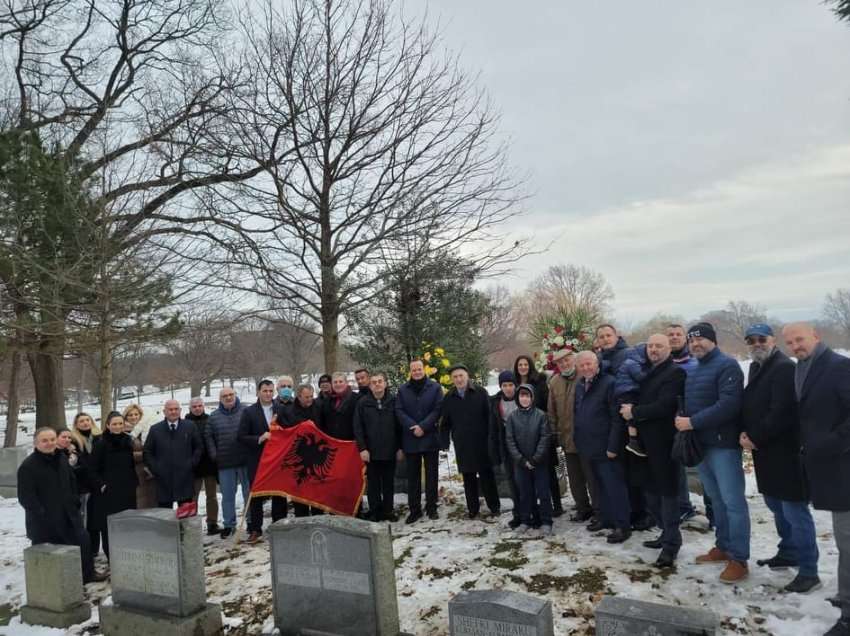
[498,370,516,386]
[687,322,717,344]
[318,374,332,384]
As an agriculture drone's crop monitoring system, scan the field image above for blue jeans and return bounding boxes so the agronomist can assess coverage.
[763,496,819,577]
[697,447,750,562]
[219,466,251,529]
[514,461,553,526]
[590,458,631,530]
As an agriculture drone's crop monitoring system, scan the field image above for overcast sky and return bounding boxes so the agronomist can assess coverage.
[408,1,850,324]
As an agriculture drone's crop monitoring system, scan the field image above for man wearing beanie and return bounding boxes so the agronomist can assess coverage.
[675,322,749,583]
[490,370,522,528]
[548,348,598,523]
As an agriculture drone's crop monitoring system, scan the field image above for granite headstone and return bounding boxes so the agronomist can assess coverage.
[20,544,91,628]
[0,446,28,498]
[269,515,403,636]
[449,589,554,636]
[99,509,221,636]
[595,596,718,635]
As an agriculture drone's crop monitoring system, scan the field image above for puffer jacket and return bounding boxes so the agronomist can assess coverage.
[600,337,629,376]
[205,399,248,469]
[505,385,550,466]
[613,344,649,399]
[684,346,744,449]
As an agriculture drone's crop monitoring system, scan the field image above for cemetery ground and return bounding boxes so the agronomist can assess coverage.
[0,461,841,635]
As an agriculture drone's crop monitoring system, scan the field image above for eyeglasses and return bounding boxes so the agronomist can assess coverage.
[745,336,768,345]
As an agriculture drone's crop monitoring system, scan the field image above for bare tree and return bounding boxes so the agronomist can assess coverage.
[701,300,768,343]
[824,288,850,346]
[265,306,322,381]
[171,310,232,397]
[522,264,614,328]
[208,0,526,370]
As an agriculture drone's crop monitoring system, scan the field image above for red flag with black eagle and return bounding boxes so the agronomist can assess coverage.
[249,420,365,516]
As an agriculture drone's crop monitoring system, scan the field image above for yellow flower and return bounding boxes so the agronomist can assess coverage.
[439,374,451,385]
[425,365,437,376]
[441,358,450,368]
[434,347,445,356]
[423,352,432,361]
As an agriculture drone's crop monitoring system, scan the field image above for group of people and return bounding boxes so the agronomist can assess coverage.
[14,320,850,636]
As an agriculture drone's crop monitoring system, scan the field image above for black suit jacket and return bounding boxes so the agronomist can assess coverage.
[142,419,201,503]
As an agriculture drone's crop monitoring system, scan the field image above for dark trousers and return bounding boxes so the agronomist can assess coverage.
[548,445,564,513]
[406,451,439,515]
[292,502,323,517]
[590,458,631,530]
[461,467,500,515]
[645,491,682,554]
[366,459,396,519]
[515,462,553,526]
[565,452,598,516]
[247,496,287,533]
[42,517,94,583]
[677,464,696,515]
[503,458,521,521]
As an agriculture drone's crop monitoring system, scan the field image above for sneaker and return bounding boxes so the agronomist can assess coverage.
[719,560,748,584]
[824,619,850,636]
[508,517,522,529]
[540,525,554,537]
[783,574,822,594]
[405,511,422,524]
[695,547,730,564]
[246,531,262,545]
[206,522,220,536]
[625,438,648,458]
[642,537,663,549]
[570,510,594,523]
[756,555,798,570]
[607,528,631,544]
[427,510,439,520]
[655,551,676,568]
[219,527,234,539]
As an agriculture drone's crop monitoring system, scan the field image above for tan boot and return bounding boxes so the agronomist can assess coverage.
[719,560,748,584]
[695,547,730,564]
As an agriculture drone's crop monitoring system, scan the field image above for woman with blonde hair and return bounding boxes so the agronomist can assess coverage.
[122,403,157,509]
[69,413,101,539]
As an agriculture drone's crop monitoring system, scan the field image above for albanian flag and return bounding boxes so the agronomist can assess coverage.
[250,420,365,516]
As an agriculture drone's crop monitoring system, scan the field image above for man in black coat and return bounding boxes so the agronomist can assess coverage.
[143,399,202,508]
[620,334,686,567]
[238,379,288,542]
[321,373,359,439]
[740,323,819,594]
[281,384,325,518]
[186,397,219,535]
[354,372,403,521]
[17,428,103,583]
[784,323,850,634]
[441,365,500,518]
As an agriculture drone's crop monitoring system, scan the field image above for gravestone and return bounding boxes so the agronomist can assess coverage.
[99,509,221,636]
[269,515,408,636]
[20,544,91,628]
[449,589,554,636]
[595,596,718,635]
[0,446,28,498]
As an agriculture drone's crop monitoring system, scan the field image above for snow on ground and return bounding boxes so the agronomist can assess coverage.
[0,459,841,636]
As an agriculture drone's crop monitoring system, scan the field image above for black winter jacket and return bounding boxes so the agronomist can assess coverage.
[440,383,493,473]
[282,399,323,427]
[88,431,138,530]
[206,401,248,469]
[17,450,84,544]
[185,412,217,478]
[504,388,550,466]
[353,393,402,461]
[742,349,805,502]
[321,389,359,440]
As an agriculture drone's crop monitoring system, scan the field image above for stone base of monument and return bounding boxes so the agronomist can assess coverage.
[595,596,718,635]
[20,602,91,628]
[99,602,222,636]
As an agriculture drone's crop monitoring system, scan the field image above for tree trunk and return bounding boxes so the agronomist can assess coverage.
[190,379,202,398]
[76,357,86,413]
[3,351,22,447]
[321,311,339,372]
[27,346,66,431]
[99,340,114,424]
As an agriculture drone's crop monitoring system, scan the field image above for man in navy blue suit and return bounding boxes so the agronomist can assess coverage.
[143,399,202,509]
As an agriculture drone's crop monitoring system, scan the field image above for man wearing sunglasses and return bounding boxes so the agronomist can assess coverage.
[740,324,819,594]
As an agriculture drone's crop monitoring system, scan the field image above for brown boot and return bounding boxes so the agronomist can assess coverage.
[719,560,748,584]
[246,531,262,545]
[695,547,730,564]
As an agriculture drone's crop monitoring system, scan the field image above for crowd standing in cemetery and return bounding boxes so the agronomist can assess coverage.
[13,319,850,636]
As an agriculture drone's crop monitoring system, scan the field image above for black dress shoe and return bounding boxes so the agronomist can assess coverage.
[783,574,822,594]
[655,551,676,568]
[642,537,663,549]
[405,511,422,524]
[508,517,522,529]
[586,519,605,532]
[206,523,220,536]
[607,528,632,544]
[219,527,234,539]
[825,619,850,636]
[756,555,798,570]
[631,515,655,532]
[427,510,439,520]
[570,510,594,523]
[828,595,842,608]
[552,507,565,518]
[468,511,479,519]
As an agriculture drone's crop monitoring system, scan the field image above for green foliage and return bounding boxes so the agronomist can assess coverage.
[828,0,850,23]
[347,252,492,386]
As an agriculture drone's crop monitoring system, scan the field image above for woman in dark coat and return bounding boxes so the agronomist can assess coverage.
[89,412,138,560]
[514,355,562,516]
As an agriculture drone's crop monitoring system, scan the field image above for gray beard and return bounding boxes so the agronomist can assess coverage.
[750,347,774,364]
